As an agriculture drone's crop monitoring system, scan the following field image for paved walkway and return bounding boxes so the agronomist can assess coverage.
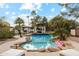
[0,37,26,53]
[67,37,79,51]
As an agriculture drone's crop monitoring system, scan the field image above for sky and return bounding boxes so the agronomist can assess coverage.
[0,3,66,26]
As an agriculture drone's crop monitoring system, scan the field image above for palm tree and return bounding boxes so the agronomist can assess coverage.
[15,17,24,37]
[48,16,73,40]
[0,17,14,39]
[59,3,79,28]
[0,17,10,31]
[42,16,48,31]
[31,10,37,27]
[31,10,36,16]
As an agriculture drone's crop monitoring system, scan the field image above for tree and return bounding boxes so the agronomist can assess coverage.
[31,10,36,16]
[30,10,48,32]
[30,10,37,27]
[0,17,10,31]
[42,16,48,31]
[59,3,79,28]
[30,10,42,27]
[0,17,14,39]
[42,17,48,24]
[48,16,76,40]
[15,17,24,37]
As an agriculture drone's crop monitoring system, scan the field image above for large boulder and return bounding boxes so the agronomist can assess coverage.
[47,47,60,52]
[38,48,46,52]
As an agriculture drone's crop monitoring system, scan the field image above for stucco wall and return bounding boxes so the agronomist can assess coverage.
[71,29,75,36]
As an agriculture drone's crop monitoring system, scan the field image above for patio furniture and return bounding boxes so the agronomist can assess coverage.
[0,49,25,56]
[59,49,79,56]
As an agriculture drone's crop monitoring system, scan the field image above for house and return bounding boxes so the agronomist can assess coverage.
[71,28,79,37]
[34,22,46,33]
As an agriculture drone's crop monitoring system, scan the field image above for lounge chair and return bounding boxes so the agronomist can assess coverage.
[0,49,25,56]
[59,49,79,56]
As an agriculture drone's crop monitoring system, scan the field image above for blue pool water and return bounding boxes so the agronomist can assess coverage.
[21,34,56,50]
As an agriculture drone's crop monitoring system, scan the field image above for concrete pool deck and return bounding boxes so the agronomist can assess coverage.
[0,37,26,53]
[0,36,79,56]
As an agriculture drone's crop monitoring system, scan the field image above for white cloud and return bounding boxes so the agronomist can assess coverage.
[20,3,35,11]
[10,16,16,19]
[18,14,31,26]
[61,7,67,12]
[49,15,52,18]
[8,16,17,27]
[51,8,55,12]
[67,16,76,20]
[76,18,79,22]
[12,12,16,15]
[5,11,9,15]
[20,3,42,12]
[48,15,55,20]
[67,17,79,22]
[5,5,9,8]
[46,3,49,5]
[10,14,31,26]
[34,3,42,11]
[0,4,10,9]
[0,3,5,8]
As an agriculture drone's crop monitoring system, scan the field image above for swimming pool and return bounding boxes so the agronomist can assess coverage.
[21,34,56,50]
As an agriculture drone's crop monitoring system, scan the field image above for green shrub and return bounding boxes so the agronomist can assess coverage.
[0,17,15,40]
[0,30,15,40]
